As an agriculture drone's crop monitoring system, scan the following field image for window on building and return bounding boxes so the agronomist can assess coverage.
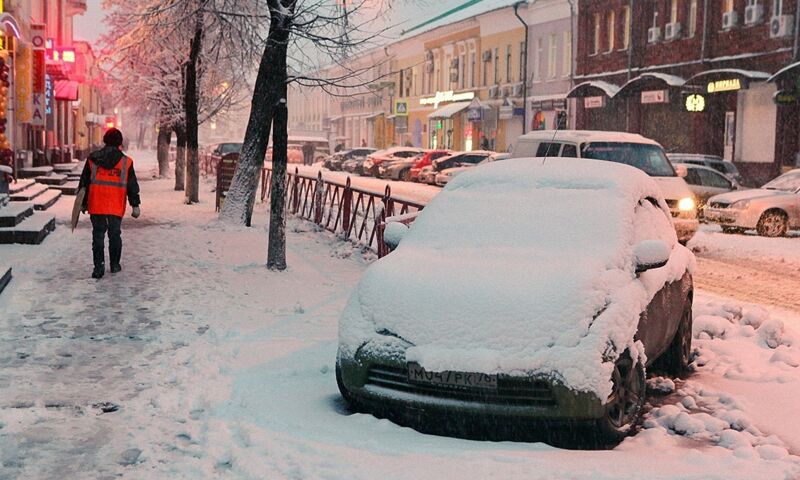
[622,6,631,48]
[535,37,543,80]
[773,0,783,15]
[688,0,698,36]
[413,69,418,96]
[563,31,572,77]
[398,70,404,98]
[607,11,615,52]
[494,47,499,84]
[460,54,466,89]
[506,45,512,83]
[548,34,557,77]
[471,51,476,88]
[519,41,525,82]
[670,0,679,23]
[723,0,734,13]
[483,53,489,86]
[593,13,601,54]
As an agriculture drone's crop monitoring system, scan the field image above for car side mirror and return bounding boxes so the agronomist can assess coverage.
[634,240,671,274]
[674,165,688,178]
[383,221,410,250]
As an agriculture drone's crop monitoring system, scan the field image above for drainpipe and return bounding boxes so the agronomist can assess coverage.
[514,1,529,134]
[793,0,800,60]
[700,0,709,62]
[627,0,634,81]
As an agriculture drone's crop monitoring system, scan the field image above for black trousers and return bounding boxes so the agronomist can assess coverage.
[90,214,122,268]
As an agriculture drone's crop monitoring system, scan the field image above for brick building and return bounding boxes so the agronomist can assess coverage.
[571,0,800,184]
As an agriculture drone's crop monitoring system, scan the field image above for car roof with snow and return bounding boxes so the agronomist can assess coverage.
[517,130,661,147]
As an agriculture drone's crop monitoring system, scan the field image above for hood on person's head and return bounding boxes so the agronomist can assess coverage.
[103,128,123,148]
[90,129,125,169]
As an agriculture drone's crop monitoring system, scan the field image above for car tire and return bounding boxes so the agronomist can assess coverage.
[595,352,645,447]
[756,210,788,237]
[336,361,356,407]
[721,226,744,234]
[400,169,412,182]
[660,300,693,377]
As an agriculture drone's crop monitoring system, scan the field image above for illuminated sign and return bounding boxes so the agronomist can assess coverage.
[707,78,741,93]
[51,48,76,63]
[641,90,668,104]
[420,90,475,109]
[583,96,605,109]
[773,90,799,106]
[15,42,32,123]
[685,93,706,112]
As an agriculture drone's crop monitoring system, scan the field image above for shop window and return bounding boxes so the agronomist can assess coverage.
[534,37,543,80]
[471,52,476,88]
[623,6,631,48]
[607,11,615,52]
[563,31,572,77]
[593,13,601,54]
[548,34,557,78]
[688,0,698,37]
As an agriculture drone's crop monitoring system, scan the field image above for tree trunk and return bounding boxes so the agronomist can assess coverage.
[267,93,288,270]
[174,124,187,191]
[156,122,171,178]
[183,14,203,204]
[219,1,293,227]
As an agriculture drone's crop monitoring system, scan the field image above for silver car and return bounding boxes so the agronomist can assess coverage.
[681,164,740,212]
[704,169,800,237]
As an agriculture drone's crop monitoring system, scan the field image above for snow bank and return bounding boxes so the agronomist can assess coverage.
[340,158,695,399]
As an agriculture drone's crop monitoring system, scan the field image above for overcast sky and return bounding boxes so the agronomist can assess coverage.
[72,0,107,44]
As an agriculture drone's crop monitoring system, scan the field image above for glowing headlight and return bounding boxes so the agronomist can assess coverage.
[731,199,750,210]
[678,197,696,212]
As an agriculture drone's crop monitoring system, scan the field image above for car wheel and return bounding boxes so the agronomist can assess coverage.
[400,169,412,182]
[336,362,356,407]
[660,300,693,377]
[756,210,788,237]
[721,226,744,234]
[596,353,645,446]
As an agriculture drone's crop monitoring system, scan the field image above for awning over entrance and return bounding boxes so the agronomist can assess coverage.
[615,73,686,97]
[686,69,770,90]
[767,61,800,83]
[365,112,383,121]
[54,80,79,101]
[566,80,620,98]
[427,101,471,119]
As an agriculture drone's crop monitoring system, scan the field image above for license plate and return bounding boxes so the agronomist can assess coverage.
[407,363,497,390]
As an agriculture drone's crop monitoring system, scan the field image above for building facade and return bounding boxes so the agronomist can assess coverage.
[572,0,799,184]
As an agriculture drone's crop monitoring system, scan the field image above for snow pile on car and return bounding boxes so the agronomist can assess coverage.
[340,158,695,400]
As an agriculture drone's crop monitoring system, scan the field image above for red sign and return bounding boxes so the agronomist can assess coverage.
[31,24,46,94]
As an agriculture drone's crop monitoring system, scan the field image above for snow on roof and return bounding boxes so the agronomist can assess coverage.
[687,69,771,83]
[517,129,662,147]
[567,80,620,98]
[340,158,694,398]
[619,72,686,92]
[767,61,800,82]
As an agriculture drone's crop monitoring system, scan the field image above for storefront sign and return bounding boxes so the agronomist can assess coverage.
[45,74,54,130]
[773,90,800,106]
[707,78,741,93]
[420,90,475,109]
[31,24,46,94]
[641,90,668,104]
[583,96,605,109]
[685,93,706,112]
[498,105,513,120]
[467,107,482,121]
[394,100,408,116]
[15,42,32,123]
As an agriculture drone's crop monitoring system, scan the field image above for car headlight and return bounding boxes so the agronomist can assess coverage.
[730,199,750,210]
[678,197,696,212]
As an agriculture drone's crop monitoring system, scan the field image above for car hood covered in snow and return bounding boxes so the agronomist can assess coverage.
[339,159,694,398]
[710,188,793,204]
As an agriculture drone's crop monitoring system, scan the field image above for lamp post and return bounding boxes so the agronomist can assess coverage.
[513,1,529,135]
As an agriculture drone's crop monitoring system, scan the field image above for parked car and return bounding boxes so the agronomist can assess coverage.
[378,151,438,181]
[667,153,743,184]
[206,142,243,174]
[704,169,800,237]
[681,164,740,214]
[409,150,453,182]
[362,147,424,177]
[266,144,304,164]
[337,158,694,447]
[511,130,699,244]
[434,151,501,186]
[324,148,377,171]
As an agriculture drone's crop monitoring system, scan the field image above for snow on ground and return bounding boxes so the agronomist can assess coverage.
[689,223,800,269]
[1,151,799,478]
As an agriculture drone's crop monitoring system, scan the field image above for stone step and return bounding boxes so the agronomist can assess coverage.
[9,179,35,194]
[0,265,10,295]
[51,181,80,195]
[10,183,48,202]
[53,162,79,173]
[35,173,68,186]
[32,189,62,211]
[0,202,34,227]
[0,212,56,244]
[17,166,54,178]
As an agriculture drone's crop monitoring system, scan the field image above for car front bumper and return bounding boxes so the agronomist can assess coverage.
[672,217,699,243]
[704,207,759,229]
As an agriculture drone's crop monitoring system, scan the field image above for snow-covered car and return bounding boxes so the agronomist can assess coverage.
[681,164,740,214]
[704,169,800,237]
[435,152,509,186]
[377,153,426,180]
[511,130,699,244]
[668,153,743,185]
[409,150,453,182]
[337,158,695,446]
[363,147,424,177]
[416,163,441,185]
[324,148,377,171]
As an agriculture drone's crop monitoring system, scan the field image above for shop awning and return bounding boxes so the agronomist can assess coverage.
[427,101,471,119]
[365,112,384,121]
[55,80,79,101]
[328,115,343,122]
[615,73,686,97]
[768,61,800,83]
[566,80,620,98]
[686,69,770,87]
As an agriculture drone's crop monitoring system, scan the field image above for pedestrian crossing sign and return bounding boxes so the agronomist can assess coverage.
[394,100,409,116]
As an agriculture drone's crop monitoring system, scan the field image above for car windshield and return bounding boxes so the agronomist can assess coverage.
[219,143,242,154]
[763,172,800,191]
[582,142,675,177]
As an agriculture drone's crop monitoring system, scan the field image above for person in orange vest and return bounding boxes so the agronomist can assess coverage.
[79,128,141,279]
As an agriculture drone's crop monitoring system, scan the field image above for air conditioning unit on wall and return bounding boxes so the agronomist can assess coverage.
[744,4,764,25]
[722,11,739,29]
[647,26,662,44]
[770,15,794,38]
[665,22,682,40]
[488,85,500,98]
[482,50,492,62]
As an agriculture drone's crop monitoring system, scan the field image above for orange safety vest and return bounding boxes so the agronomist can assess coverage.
[87,156,132,217]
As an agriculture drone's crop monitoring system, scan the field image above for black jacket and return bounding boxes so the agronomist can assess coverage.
[79,146,141,210]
